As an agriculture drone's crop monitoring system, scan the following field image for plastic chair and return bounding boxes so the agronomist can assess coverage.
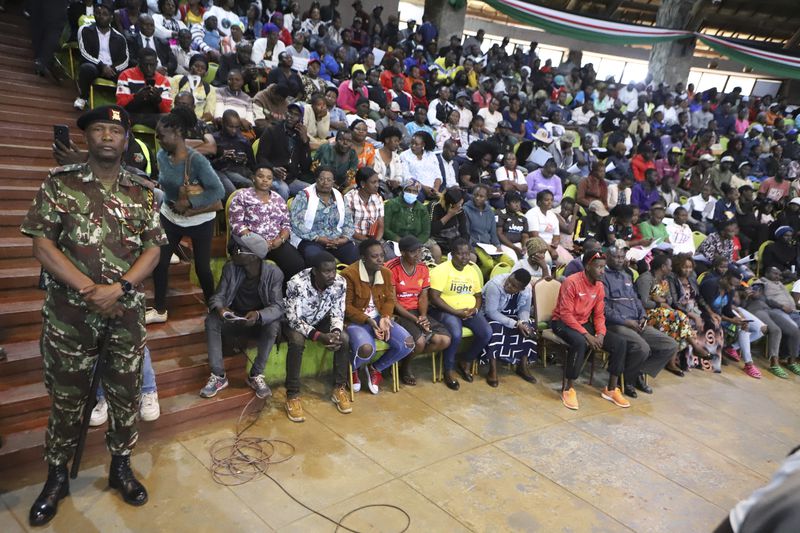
[532,278,567,368]
[692,231,706,249]
[563,184,577,200]
[756,240,773,278]
[223,189,244,257]
[252,137,260,158]
[89,77,117,109]
[204,62,219,85]
[489,261,513,279]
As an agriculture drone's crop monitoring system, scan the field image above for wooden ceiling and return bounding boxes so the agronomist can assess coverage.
[545,0,800,47]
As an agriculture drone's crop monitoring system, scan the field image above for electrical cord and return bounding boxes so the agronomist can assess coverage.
[207,355,411,533]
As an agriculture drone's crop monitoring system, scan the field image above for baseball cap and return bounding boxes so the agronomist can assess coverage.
[587,200,609,217]
[720,155,734,163]
[389,101,401,112]
[699,154,716,163]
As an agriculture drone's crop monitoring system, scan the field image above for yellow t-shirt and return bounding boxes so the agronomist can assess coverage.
[430,261,484,310]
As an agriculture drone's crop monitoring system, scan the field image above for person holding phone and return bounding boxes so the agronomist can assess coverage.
[116,48,172,128]
[283,252,352,422]
[201,245,284,400]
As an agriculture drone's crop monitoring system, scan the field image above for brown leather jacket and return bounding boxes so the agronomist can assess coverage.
[341,261,396,324]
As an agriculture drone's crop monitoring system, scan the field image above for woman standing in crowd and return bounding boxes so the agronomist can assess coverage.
[148,108,225,324]
[227,166,305,281]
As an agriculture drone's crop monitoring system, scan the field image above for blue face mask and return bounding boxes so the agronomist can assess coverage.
[403,192,417,204]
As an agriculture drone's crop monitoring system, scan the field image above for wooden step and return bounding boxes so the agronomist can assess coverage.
[0,278,204,330]
[0,237,34,259]
[0,385,254,471]
[1,312,207,377]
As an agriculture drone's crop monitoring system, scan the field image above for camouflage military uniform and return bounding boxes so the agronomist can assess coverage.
[20,163,167,465]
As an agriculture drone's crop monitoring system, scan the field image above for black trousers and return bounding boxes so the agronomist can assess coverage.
[153,215,215,311]
[283,315,349,399]
[552,320,626,381]
[29,0,68,65]
[77,63,117,99]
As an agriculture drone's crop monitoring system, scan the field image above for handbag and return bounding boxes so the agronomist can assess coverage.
[178,151,222,215]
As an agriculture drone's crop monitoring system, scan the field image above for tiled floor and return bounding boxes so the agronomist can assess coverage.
[2,359,796,532]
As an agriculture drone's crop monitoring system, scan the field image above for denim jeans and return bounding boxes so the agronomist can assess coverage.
[428,310,492,371]
[204,311,280,377]
[272,179,312,200]
[346,322,413,372]
[731,308,764,364]
[98,345,155,399]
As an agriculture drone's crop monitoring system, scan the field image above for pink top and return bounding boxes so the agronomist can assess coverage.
[227,189,290,240]
[336,80,368,113]
[734,118,750,135]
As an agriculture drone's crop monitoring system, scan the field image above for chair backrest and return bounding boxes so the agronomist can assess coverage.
[204,62,219,85]
[252,137,260,158]
[697,271,708,285]
[756,240,774,278]
[563,184,577,200]
[692,231,706,249]
[532,278,562,323]
[490,261,512,279]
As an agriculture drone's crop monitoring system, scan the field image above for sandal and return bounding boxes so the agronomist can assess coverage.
[743,363,762,379]
[769,365,789,379]
[401,372,417,386]
[786,363,800,376]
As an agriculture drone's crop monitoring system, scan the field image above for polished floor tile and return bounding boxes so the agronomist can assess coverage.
[404,443,631,532]
[496,424,726,532]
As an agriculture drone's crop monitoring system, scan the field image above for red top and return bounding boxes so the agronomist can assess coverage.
[552,271,606,335]
[385,257,430,312]
[631,154,656,182]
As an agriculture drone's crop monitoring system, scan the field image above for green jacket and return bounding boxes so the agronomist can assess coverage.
[384,197,430,243]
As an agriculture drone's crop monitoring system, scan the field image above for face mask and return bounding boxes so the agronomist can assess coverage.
[403,192,417,204]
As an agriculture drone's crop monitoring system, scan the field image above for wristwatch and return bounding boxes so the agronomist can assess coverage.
[120,278,136,295]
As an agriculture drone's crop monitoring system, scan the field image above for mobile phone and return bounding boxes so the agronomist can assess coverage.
[53,124,70,147]
[145,78,156,87]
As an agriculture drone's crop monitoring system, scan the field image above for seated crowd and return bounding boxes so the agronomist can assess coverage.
[59,0,800,420]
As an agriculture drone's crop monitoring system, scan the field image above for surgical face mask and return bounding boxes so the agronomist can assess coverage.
[403,191,417,204]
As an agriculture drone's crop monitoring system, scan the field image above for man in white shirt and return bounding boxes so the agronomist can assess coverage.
[656,95,679,127]
[690,101,714,132]
[455,91,473,130]
[426,86,454,128]
[685,183,716,233]
[618,82,639,114]
[438,140,459,189]
[571,100,595,127]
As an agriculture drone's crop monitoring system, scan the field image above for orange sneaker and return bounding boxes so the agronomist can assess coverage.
[561,388,579,410]
[601,387,631,408]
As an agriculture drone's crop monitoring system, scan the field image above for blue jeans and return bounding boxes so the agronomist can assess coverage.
[732,308,764,364]
[346,322,413,372]
[98,345,155,399]
[428,310,492,371]
[298,239,359,265]
[272,179,311,200]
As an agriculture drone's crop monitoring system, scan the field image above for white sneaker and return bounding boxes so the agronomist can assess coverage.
[90,398,108,426]
[73,97,87,110]
[145,307,168,325]
[170,253,180,265]
[139,391,160,421]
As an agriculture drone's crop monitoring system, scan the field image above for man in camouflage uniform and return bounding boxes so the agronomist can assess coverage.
[21,105,165,527]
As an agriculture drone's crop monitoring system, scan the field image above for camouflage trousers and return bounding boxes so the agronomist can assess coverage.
[41,288,146,465]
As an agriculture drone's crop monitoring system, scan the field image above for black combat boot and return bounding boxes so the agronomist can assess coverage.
[29,463,69,526]
[109,455,148,506]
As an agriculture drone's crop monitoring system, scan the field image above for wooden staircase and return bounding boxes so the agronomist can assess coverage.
[0,12,251,471]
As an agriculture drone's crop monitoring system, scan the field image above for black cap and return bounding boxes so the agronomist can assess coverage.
[398,235,422,252]
[76,105,131,132]
[94,0,114,11]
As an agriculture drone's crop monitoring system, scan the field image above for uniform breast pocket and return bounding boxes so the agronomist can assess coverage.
[59,210,101,246]
[119,216,146,248]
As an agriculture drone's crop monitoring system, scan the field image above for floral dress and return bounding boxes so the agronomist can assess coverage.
[645,279,695,348]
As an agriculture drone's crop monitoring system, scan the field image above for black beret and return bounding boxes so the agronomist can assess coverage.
[76,105,131,132]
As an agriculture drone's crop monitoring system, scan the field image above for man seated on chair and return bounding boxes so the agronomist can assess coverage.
[283,252,352,422]
[116,48,172,128]
[551,250,630,410]
[386,236,452,386]
[126,13,177,76]
[602,246,679,398]
[201,244,284,400]
[429,238,493,391]
[341,239,415,395]
[74,0,130,111]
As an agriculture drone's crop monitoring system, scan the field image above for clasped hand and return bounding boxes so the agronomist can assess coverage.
[80,283,123,318]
